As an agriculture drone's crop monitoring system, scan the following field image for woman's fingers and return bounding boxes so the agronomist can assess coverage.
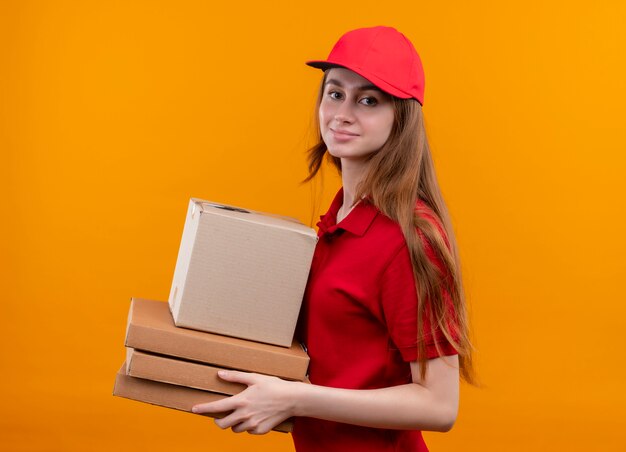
[217,369,259,385]
[192,394,239,414]
[213,410,247,430]
[213,409,269,434]
[228,418,274,435]
[193,371,259,414]
[230,422,247,433]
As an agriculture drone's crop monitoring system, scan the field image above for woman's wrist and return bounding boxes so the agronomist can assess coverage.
[286,380,303,417]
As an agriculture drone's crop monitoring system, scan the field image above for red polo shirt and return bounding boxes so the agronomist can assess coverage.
[293,188,458,452]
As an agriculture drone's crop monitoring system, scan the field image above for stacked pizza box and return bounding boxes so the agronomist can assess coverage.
[113,199,318,433]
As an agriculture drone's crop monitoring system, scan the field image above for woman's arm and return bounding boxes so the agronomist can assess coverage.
[192,355,459,435]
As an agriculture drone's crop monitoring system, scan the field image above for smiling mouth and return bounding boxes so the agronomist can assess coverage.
[330,128,359,137]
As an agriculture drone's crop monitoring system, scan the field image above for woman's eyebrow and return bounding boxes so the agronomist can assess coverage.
[325,78,382,93]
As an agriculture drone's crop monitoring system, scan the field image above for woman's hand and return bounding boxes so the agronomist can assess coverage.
[192,370,299,435]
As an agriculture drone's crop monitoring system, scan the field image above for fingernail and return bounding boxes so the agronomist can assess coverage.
[191,406,198,413]
[218,370,227,377]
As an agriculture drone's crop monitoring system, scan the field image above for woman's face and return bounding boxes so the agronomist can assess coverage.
[319,68,395,163]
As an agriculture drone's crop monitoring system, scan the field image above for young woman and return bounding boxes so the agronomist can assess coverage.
[193,26,474,452]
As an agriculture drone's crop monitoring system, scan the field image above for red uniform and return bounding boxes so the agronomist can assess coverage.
[293,188,458,452]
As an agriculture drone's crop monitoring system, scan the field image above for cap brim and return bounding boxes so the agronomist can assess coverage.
[305,59,414,101]
[305,60,339,70]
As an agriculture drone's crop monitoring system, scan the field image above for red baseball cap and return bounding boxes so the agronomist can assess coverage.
[306,26,425,105]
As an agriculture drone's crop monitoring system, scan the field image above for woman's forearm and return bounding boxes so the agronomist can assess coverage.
[291,380,457,432]
[192,356,459,435]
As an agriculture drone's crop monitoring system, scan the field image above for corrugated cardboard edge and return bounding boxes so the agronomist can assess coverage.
[126,348,246,395]
[126,298,309,381]
[113,363,292,433]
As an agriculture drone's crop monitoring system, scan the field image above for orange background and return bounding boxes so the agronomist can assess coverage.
[2,1,625,451]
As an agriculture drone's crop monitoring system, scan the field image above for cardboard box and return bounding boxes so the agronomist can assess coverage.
[126,348,246,395]
[125,298,309,381]
[168,198,317,347]
[113,364,293,433]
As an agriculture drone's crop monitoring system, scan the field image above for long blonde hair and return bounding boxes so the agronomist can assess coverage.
[305,73,475,383]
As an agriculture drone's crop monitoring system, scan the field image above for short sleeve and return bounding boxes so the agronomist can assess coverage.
[380,242,459,362]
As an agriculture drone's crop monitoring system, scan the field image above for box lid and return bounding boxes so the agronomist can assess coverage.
[191,198,318,239]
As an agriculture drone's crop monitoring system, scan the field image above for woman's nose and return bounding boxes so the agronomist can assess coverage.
[334,101,354,123]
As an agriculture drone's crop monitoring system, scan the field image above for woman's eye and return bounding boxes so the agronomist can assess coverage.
[360,97,378,106]
[328,91,343,100]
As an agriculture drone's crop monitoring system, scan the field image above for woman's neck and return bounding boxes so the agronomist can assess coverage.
[338,158,368,221]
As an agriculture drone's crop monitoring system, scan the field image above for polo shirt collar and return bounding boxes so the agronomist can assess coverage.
[317,188,379,237]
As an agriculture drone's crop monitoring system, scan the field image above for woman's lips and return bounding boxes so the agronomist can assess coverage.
[330,128,359,141]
